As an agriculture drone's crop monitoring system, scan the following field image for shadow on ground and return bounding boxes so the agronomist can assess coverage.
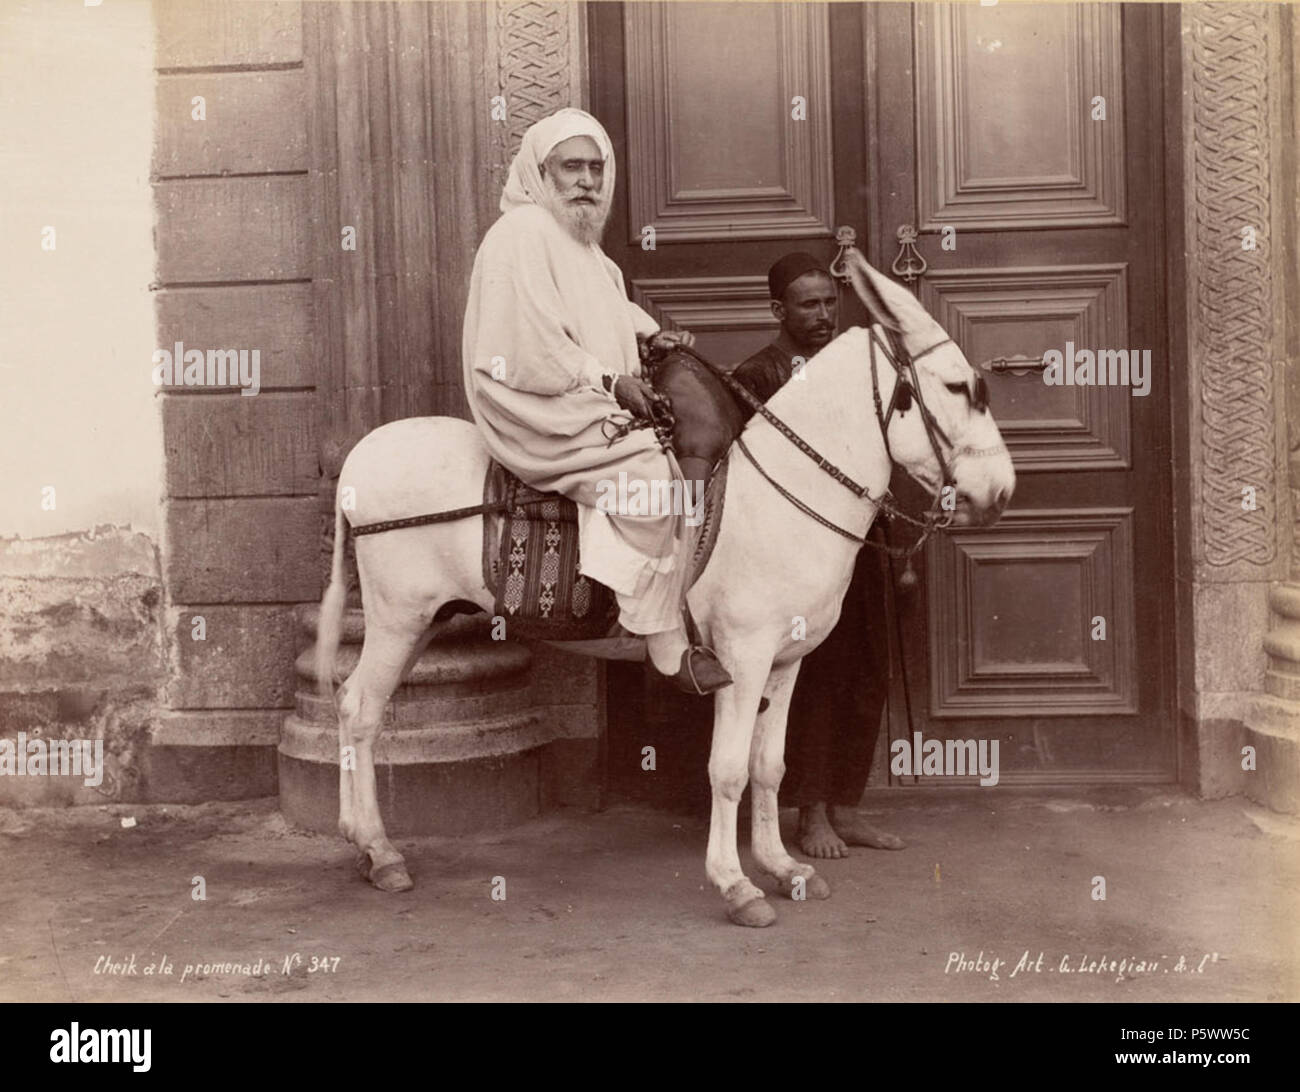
[1,787,1295,1002]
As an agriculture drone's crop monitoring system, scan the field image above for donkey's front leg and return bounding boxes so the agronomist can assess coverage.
[750,660,830,902]
[706,650,777,927]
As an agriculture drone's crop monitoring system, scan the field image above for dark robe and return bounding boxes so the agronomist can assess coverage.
[732,334,892,806]
[730,331,803,420]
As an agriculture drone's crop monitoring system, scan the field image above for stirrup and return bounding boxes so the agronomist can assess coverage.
[661,644,733,696]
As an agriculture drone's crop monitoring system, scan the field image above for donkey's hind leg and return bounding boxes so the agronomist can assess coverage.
[338,700,357,844]
[337,616,433,893]
[706,642,779,927]
[750,660,830,901]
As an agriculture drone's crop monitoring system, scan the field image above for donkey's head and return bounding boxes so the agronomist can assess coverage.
[841,250,1014,527]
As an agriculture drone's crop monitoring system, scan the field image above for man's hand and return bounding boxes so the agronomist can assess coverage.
[612,375,661,419]
[648,329,696,354]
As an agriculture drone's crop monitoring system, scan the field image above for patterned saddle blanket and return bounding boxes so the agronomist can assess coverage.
[481,453,731,643]
[481,463,617,641]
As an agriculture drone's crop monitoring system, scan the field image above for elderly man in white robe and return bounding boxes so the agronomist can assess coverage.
[462,108,731,695]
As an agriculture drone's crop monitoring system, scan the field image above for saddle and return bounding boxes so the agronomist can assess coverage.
[643,347,746,490]
[481,349,744,641]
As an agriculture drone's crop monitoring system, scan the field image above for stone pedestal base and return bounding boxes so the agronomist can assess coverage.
[1265,582,1300,701]
[279,608,551,835]
[1243,696,1300,815]
[278,748,541,836]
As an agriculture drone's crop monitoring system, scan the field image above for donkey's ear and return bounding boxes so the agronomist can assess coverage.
[844,248,950,341]
[841,248,902,332]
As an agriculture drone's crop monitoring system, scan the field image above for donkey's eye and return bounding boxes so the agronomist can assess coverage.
[944,382,968,395]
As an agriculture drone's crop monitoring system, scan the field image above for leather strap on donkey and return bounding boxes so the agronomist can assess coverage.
[349,481,556,538]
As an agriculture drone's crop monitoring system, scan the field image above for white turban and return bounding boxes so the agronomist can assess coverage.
[499,107,615,214]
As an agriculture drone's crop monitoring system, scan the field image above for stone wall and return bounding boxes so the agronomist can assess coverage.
[0,531,164,805]
[150,0,313,800]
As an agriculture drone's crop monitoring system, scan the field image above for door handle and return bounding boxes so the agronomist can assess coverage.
[891,225,928,284]
[980,354,1052,375]
[831,224,930,286]
[830,225,859,284]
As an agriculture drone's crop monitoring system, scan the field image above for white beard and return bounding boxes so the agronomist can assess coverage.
[540,179,611,246]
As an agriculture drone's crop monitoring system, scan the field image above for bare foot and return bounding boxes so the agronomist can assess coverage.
[798,803,847,859]
[830,805,905,850]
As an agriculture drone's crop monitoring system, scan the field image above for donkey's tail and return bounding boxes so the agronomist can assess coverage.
[315,492,348,703]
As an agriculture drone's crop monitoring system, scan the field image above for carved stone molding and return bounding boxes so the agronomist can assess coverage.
[308,1,549,586]
[1178,3,1299,813]
[1185,3,1282,570]
[489,2,588,190]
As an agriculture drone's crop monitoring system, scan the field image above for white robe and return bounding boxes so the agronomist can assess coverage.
[462,203,687,628]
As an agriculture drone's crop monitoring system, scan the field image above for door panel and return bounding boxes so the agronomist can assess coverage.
[921,265,1132,470]
[629,277,775,376]
[594,1,866,804]
[927,508,1138,717]
[873,2,1175,782]
[914,2,1126,229]
[624,1,835,243]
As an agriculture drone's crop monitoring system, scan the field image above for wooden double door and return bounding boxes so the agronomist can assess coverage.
[594,2,1176,795]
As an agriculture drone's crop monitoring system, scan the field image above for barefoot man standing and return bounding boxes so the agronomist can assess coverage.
[731,253,906,858]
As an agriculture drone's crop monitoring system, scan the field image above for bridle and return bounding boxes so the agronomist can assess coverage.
[871,327,956,493]
[673,331,991,558]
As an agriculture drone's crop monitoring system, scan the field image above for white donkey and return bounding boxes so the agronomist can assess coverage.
[315,252,1015,927]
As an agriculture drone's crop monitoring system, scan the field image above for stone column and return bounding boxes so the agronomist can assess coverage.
[1179,3,1299,812]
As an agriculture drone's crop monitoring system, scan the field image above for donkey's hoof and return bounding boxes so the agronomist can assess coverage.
[370,861,414,893]
[724,890,776,928]
[356,853,413,892]
[762,869,831,901]
[791,872,831,901]
[727,896,776,928]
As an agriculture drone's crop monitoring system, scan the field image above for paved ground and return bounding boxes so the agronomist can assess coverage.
[1,787,1296,1002]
